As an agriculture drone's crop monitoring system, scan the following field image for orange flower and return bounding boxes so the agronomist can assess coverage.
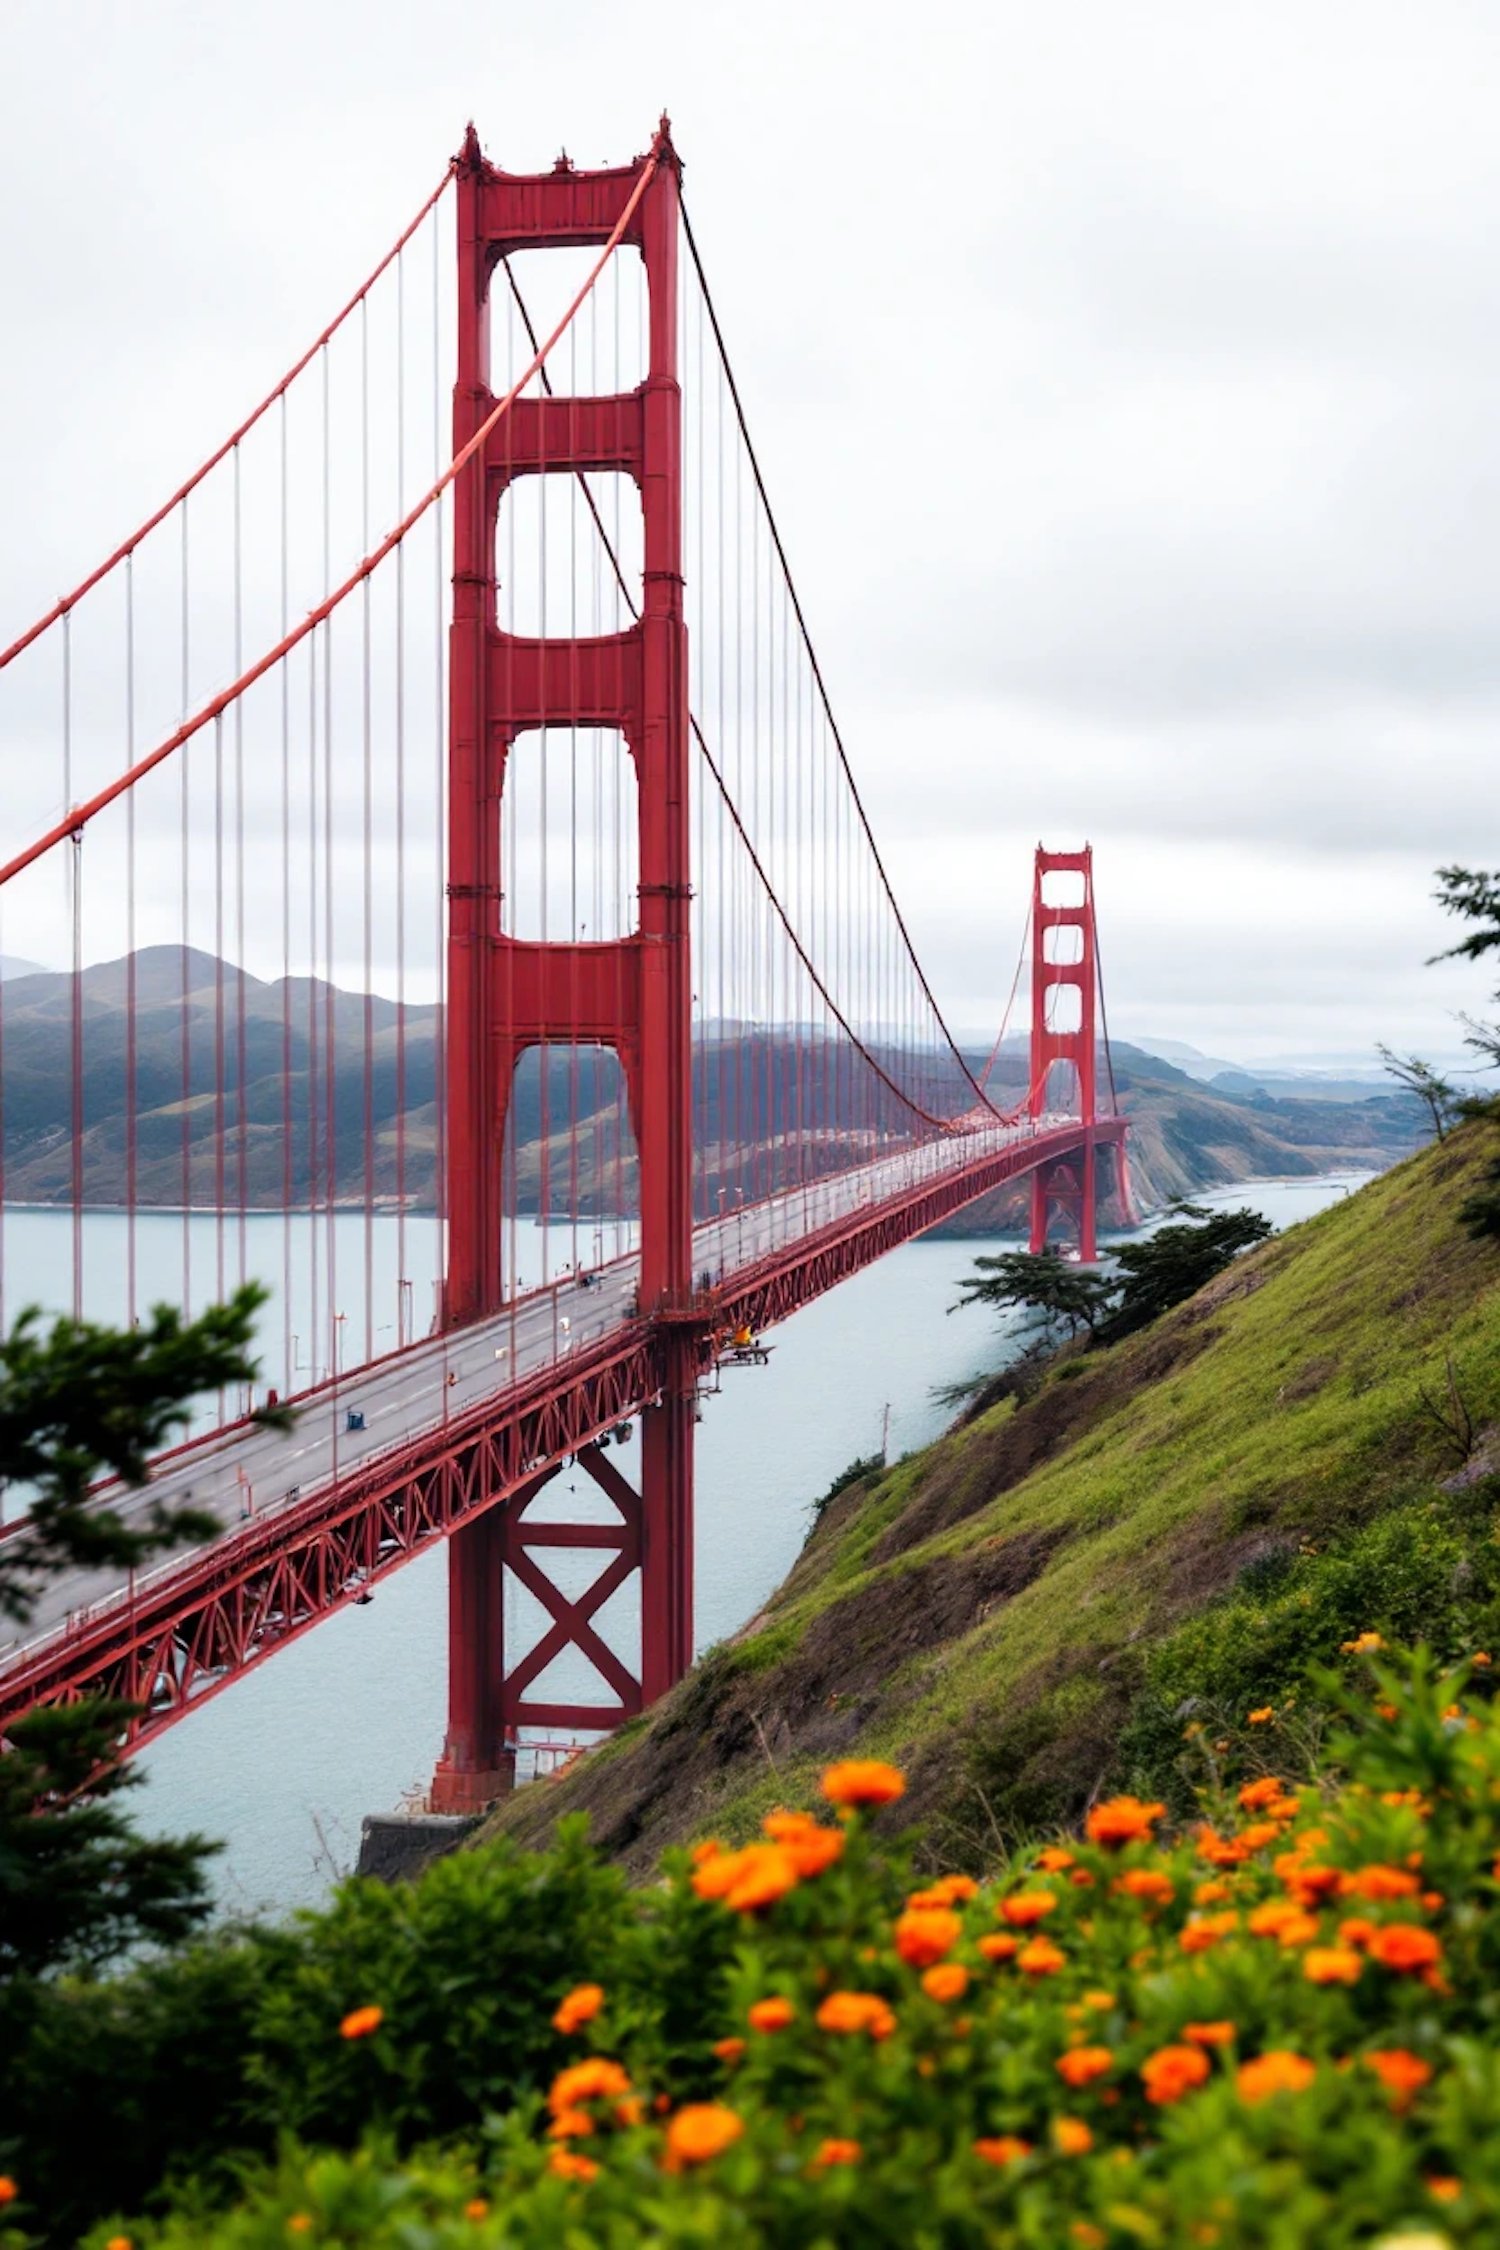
[811,2138,861,2168]
[895,1906,963,1966]
[1056,2044,1114,2087]
[973,2136,1032,2166]
[1180,1910,1238,1954]
[1195,1880,1232,1905]
[1083,1989,1117,2010]
[1184,2021,1236,2047]
[1073,2228,1107,2250]
[464,2200,490,2222]
[552,1983,605,2035]
[0,2181,15,2208]
[339,2005,384,2041]
[1037,1846,1076,1872]
[762,1811,845,1878]
[727,1845,802,1913]
[748,1996,796,2032]
[1247,1899,1311,1939]
[1303,1945,1362,1986]
[713,2036,746,2063]
[1141,2044,1211,2105]
[1113,1868,1174,1905]
[549,2058,633,2115]
[1474,1652,1493,1667]
[1239,1822,1282,1851]
[1375,1702,1398,1721]
[1055,2117,1093,2155]
[816,1990,897,2039]
[549,2149,600,2183]
[1341,1631,1384,1654]
[1018,1936,1066,1976]
[1338,1916,1378,1950]
[909,1873,979,1907]
[1000,1889,1060,1926]
[663,2103,744,2170]
[922,1963,970,2003]
[1085,1796,1165,1847]
[1237,2051,1315,2103]
[1368,1923,1442,1973]
[1237,1776,1288,1812]
[1070,1868,1096,1888]
[821,1759,906,1808]
[1427,2176,1462,2200]
[547,2107,594,2140]
[1364,2049,1432,2111]
[978,1932,1019,1961]
[1341,1864,1421,1902]
[1280,1860,1344,1906]
[1248,1707,1274,1724]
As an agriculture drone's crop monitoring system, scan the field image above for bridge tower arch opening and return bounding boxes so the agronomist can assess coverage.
[436,125,693,1812]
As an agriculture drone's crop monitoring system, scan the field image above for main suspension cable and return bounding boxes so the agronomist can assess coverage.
[680,195,1006,1123]
[0,165,457,674]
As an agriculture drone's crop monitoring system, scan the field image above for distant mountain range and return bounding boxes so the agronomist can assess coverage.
[0,948,1431,1221]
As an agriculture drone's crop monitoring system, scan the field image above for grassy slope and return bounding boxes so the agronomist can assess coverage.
[486,1123,1500,1875]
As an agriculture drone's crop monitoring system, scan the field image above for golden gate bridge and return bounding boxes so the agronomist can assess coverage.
[0,122,1127,1810]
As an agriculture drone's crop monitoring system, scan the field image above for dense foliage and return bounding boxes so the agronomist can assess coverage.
[0,1285,282,1987]
[6,1640,1500,2244]
[955,1205,1274,1349]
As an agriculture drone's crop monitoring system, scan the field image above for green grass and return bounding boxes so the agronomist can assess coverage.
[485,1125,1500,1870]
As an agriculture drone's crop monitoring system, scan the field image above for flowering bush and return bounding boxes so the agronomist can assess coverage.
[12,1643,1500,2245]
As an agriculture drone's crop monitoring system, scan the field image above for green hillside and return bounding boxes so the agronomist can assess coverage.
[489,1122,1500,1872]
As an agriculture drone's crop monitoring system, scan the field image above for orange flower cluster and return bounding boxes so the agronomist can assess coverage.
[821,1759,905,1808]
[748,1996,796,2033]
[663,2104,744,2170]
[1085,1796,1165,1848]
[1237,2051,1316,2102]
[1141,2045,1211,2105]
[894,1906,963,1966]
[973,2135,1032,2166]
[1056,2045,1114,2088]
[762,1810,846,1878]
[547,2056,635,2142]
[811,2138,861,2168]
[816,1990,897,2039]
[692,1806,847,1912]
[339,2005,383,2041]
[999,1888,1060,1926]
[552,1983,604,2034]
[692,1841,801,1913]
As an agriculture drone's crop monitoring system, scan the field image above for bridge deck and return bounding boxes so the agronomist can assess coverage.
[0,1117,1123,1743]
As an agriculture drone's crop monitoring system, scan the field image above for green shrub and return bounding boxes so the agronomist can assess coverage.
[34,1640,1500,2248]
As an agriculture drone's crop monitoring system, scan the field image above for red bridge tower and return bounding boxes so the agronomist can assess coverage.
[433,126,694,1810]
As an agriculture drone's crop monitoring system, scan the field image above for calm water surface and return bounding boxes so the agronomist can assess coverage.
[12,1172,1368,1913]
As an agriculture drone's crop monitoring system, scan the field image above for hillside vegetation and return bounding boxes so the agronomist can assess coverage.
[488,1123,1500,1873]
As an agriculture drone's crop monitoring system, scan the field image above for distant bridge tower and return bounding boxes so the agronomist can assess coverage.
[1028,845,1100,1262]
[433,125,695,1811]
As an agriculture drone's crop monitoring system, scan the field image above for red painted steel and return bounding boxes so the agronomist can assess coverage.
[437,126,694,1810]
[0,1123,1121,1764]
[1029,846,1102,1261]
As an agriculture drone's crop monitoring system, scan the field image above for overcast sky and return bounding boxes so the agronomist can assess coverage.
[2,0,1497,1062]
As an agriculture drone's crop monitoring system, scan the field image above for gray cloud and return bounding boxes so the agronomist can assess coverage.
[2,0,1498,1069]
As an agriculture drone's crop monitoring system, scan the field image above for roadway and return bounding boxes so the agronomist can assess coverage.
[0,1117,1059,1667]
